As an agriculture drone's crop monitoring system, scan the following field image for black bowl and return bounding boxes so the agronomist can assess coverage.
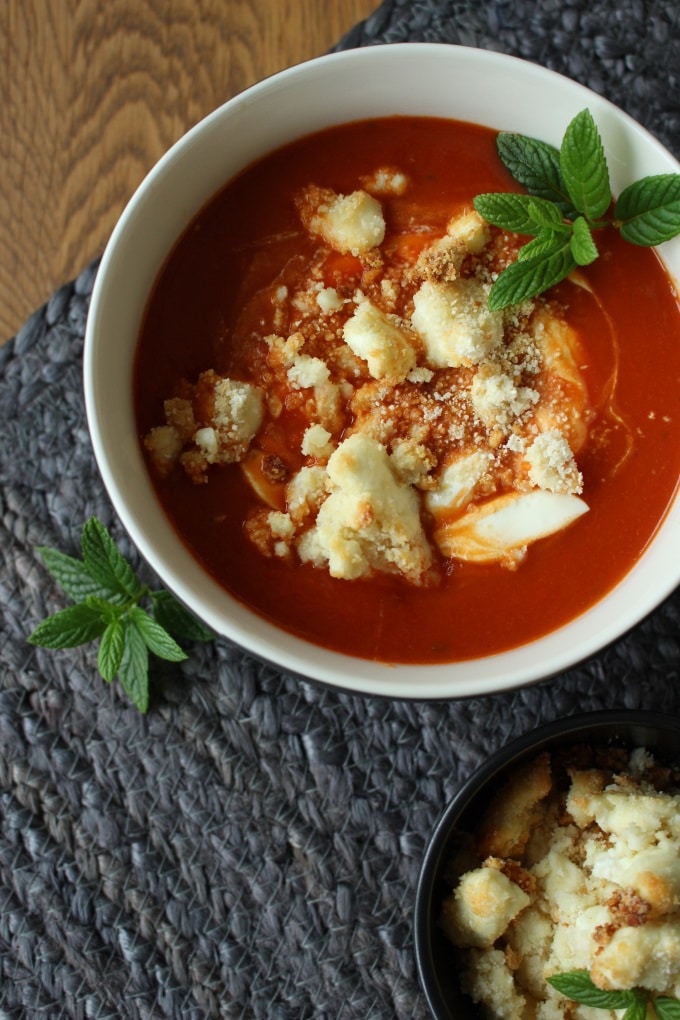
[413,709,680,1020]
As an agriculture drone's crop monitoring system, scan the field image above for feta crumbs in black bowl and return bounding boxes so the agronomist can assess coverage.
[414,710,680,1020]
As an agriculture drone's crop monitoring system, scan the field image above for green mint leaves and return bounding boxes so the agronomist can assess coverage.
[559,108,612,222]
[28,517,215,712]
[616,175,680,245]
[547,970,680,1020]
[473,108,680,310]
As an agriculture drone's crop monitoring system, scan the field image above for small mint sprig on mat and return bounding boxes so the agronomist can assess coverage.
[473,108,680,310]
[547,970,680,1020]
[28,517,215,713]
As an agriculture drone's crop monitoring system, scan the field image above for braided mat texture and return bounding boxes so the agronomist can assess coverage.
[2,1,680,1016]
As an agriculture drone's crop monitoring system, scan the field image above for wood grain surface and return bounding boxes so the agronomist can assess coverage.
[0,0,379,343]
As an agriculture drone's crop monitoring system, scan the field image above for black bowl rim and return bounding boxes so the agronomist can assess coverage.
[413,708,680,1020]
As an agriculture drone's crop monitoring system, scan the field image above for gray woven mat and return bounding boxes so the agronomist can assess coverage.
[1,1,680,1017]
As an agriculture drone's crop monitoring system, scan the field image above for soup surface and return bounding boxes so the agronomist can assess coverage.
[134,116,680,663]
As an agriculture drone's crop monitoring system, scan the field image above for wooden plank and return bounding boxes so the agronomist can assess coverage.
[0,0,379,342]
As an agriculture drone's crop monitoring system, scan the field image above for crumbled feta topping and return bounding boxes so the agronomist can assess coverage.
[526,428,584,495]
[317,287,343,314]
[296,184,386,255]
[301,423,334,460]
[343,298,416,381]
[443,750,680,1019]
[145,164,595,585]
[411,278,504,368]
[297,433,433,584]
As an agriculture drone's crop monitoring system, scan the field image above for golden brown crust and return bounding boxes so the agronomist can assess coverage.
[477,752,553,859]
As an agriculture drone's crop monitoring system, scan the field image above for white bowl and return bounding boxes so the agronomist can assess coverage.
[84,43,680,700]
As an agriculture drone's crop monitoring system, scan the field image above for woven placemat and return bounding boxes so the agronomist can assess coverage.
[1,1,680,1017]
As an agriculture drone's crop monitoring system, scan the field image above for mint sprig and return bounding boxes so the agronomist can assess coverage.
[547,970,679,1020]
[28,517,215,712]
[474,108,680,310]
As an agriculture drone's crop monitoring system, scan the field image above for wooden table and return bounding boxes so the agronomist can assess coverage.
[0,0,379,344]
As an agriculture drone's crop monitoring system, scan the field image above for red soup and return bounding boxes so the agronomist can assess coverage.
[134,116,680,663]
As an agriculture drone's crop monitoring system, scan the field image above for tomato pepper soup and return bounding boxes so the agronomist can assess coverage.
[134,116,680,663]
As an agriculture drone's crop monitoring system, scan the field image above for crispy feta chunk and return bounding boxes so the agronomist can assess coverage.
[296,184,386,255]
[477,753,553,859]
[441,867,531,948]
[193,427,219,458]
[526,429,583,495]
[588,843,680,915]
[316,286,343,313]
[301,423,334,461]
[144,396,197,477]
[411,278,503,368]
[567,785,680,842]
[471,365,539,433]
[287,354,330,390]
[266,331,304,367]
[465,949,527,1020]
[532,849,593,920]
[205,377,264,464]
[143,424,185,479]
[416,210,491,284]
[164,396,196,439]
[143,377,263,482]
[389,438,436,487]
[425,451,493,515]
[505,907,553,996]
[267,511,294,540]
[446,208,492,253]
[360,166,409,196]
[297,433,433,584]
[343,298,416,381]
[286,465,330,526]
[548,904,614,975]
[268,333,343,432]
[591,922,680,993]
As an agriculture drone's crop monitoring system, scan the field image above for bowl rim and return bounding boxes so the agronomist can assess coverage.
[84,41,680,701]
[413,708,680,1019]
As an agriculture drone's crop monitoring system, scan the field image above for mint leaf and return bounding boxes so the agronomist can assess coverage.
[98,620,127,682]
[560,109,612,220]
[570,216,599,265]
[547,972,634,1010]
[616,174,680,245]
[473,193,555,234]
[117,622,149,713]
[496,132,574,213]
[151,590,216,642]
[656,998,680,1020]
[548,971,680,1020]
[80,517,143,598]
[527,199,565,230]
[29,517,216,713]
[516,229,568,262]
[623,993,650,1020]
[85,594,123,624]
[129,606,187,662]
[488,236,576,310]
[28,603,108,649]
[36,546,127,605]
[475,108,680,307]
